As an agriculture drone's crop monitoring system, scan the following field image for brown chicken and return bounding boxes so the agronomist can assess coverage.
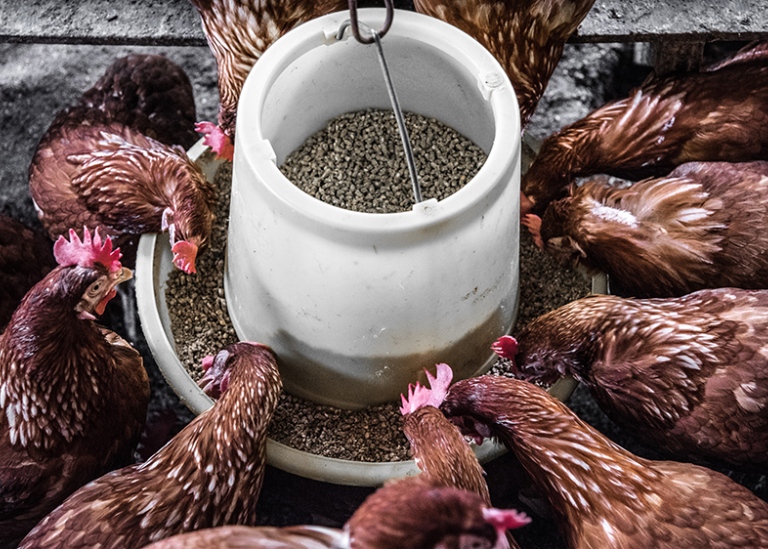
[0,227,147,549]
[401,364,528,549]
[140,476,531,549]
[401,363,493,502]
[525,160,768,298]
[413,0,595,129]
[190,0,347,161]
[29,53,215,273]
[493,286,768,471]
[441,375,768,548]
[522,41,768,216]
[0,214,56,331]
[18,341,282,549]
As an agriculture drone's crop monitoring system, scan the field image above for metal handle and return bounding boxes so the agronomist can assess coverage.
[345,0,394,44]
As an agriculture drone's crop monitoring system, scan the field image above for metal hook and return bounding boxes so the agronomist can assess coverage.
[345,0,394,44]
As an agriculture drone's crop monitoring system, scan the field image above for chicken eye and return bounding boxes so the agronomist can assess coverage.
[88,278,106,296]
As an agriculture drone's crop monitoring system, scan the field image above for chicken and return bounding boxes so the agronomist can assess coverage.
[401,364,525,549]
[525,160,768,298]
[0,227,147,549]
[18,341,282,549]
[0,214,56,331]
[190,0,347,161]
[493,286,768,471]
[140,476,530,549]
[522,41,768,216]
[413,0,595,129]
[401,363,493,502]
[29,53,215,274]
[440,375,768,548]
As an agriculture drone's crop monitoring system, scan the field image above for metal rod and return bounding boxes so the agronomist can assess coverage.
[371,29,422,204]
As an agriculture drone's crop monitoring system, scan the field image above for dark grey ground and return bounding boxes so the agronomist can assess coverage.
[0,35,765,549]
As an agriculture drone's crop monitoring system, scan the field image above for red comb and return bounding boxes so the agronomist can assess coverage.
[195,121,234,161]
[491,335,519,359]
[53,227,122,273]
[482,507,531,531]
[399,363,454,415]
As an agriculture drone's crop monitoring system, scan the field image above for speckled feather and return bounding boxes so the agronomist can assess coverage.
[65,53,199,149]
[523,41,768,214]
[28,54,215,268]
[0,214,56,331]
[189,0,348,138]
[403,408,492,504]
[441,376,768,548]
[142,476,522,549]
[539,161,768,297]
[18,342,282,549]
[412,0,595,128]
[513,290,768,470]
[0,262,148,549]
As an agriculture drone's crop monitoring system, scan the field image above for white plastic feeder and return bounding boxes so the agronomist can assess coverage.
[227,8,522,409]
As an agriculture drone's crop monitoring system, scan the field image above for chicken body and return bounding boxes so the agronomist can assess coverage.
[506,289,768,471]
[18,341,282,549]
[0,214,56,331]
[441,376,768,548]
[29,54,215,273]
[401,364,493,503]
[141,476,529,549]
[522,41,768,215]
[413,0,595,129]
[190,0,347,159]
[0,230,147,549]
[533,160,768,298]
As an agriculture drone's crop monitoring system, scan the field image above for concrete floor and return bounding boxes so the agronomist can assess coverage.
[0,37,765,549]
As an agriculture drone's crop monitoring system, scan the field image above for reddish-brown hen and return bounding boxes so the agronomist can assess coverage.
[18,341,281,549]
[29,54,215,273]
[413,0,595,129]
[493,287,768,471]
[0,214,56,331]
[441,375,768,548]
[526,160,768,298]
[0,228,147,549]
[400,363,493,502]
[190,0,347,160]
[140,476,530,549]
[522,41,768,215]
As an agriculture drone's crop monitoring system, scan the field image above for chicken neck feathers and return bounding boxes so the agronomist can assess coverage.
[190,0,347,137]
[542,161,768,297]
[523,41,768,214]
[443,377,768,548]
[413,0,595,127]
[18,344,281,549]
[403,407,491,504]
[515,290,768,470]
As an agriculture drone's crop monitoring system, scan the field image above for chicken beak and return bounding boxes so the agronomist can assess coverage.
[93,267,133,316]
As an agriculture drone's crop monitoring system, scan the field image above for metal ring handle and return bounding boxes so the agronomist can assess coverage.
[346,0,394,44]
